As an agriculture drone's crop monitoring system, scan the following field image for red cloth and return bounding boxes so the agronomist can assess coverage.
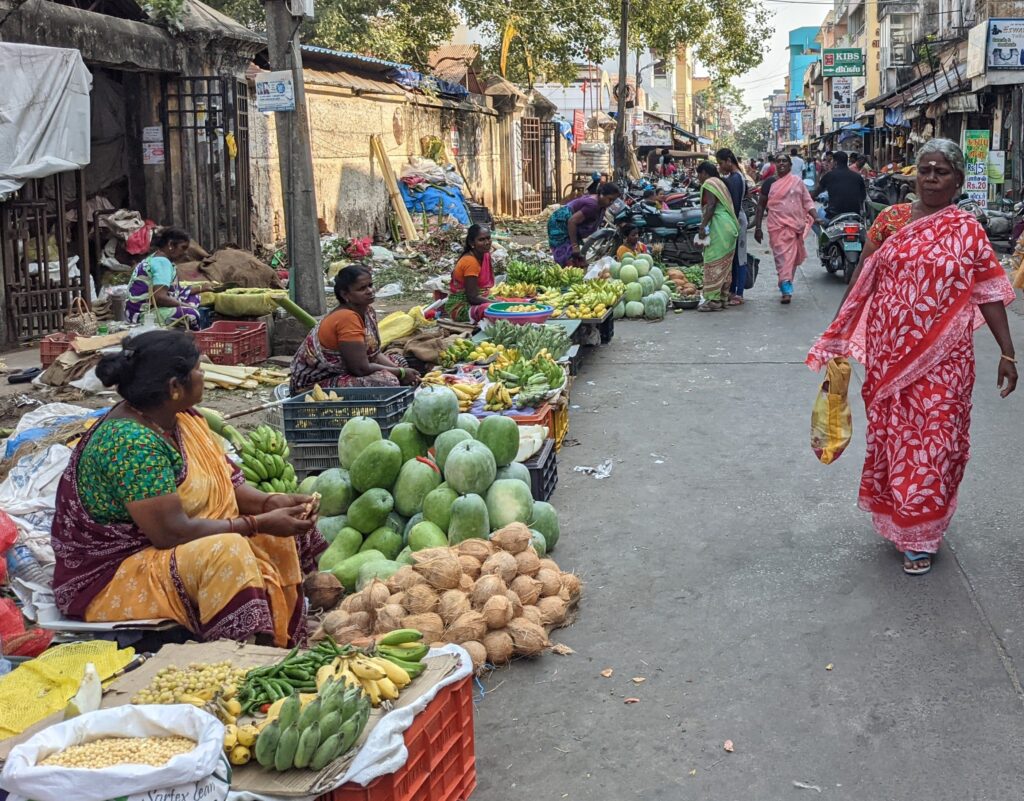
[807,207,1016,552]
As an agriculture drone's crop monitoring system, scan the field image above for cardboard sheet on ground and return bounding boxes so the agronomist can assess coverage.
[1,641,467,800]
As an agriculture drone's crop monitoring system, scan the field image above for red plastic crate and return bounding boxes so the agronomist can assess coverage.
[320,676,476,801]
[193,321,268,366]
[41,333,74,368]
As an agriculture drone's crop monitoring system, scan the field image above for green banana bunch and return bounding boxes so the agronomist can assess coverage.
[239,424,298,494]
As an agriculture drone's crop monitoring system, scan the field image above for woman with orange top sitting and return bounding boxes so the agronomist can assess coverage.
[445,224,495,322]
[290,265,419,394]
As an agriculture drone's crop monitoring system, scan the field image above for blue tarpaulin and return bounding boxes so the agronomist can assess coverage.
[399,182,470,225]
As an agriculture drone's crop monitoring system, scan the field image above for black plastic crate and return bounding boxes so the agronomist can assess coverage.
[282,386,413,444]
[290,442,340,479]
[564,343,584,376]
[524,438,557,502]
[598,315,614,344]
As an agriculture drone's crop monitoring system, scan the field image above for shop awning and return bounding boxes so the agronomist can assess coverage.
[878,63,968,112]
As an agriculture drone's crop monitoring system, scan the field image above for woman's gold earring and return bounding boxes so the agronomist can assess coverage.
[172,392,180,400]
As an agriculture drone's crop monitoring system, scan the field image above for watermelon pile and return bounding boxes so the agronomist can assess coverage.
[315,386,561,592]
[610,253,671,321]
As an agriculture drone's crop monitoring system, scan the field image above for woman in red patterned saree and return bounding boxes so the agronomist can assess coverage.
[808,139,1017,575]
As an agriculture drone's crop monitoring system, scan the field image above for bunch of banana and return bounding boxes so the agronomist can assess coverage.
[223,722,260,765]
[175,688,244,727]
[484,382,514,411]
[254,681,370,772]
[239,425,298,494]
[373,628,430,676]
[323,653,411,708]
[304,383,342,402]
[420,369,446,386]
[438,338,475,368]
[450,382,484,412]
[491,281,538,298]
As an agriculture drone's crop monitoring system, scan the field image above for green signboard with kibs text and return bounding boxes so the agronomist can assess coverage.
[822,48,865,77]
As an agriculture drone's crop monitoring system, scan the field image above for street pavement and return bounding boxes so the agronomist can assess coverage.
[471,235,1024,800]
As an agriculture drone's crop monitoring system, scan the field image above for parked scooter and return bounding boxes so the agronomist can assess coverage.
[582,199,703,266]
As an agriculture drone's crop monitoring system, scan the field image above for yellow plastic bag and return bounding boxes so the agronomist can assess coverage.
[810,357,852,465]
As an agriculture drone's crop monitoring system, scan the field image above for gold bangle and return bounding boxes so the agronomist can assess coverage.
[1001,354,1017,364]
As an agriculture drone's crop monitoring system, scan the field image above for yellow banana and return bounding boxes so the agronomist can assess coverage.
[362,678,382,707]
[376,676,400,701]
[223,724,238,750]
[373,656,411,688]
[350,657,387,681]
[316,664,335,690]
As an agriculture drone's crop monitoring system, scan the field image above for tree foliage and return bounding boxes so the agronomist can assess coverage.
[734,116,772,157]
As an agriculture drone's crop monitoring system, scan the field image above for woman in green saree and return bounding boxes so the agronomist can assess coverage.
[695,161,741,312]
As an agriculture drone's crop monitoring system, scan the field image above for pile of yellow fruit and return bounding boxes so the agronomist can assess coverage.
[552,302,607,320]
[504,304,543,313]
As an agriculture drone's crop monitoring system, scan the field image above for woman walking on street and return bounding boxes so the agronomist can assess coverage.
[753,154,816,304]
[694,161,740,312]
[716,147,748,306]
[807,139,1017,575]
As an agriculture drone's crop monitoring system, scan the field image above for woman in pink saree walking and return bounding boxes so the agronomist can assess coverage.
[753,154,816,304]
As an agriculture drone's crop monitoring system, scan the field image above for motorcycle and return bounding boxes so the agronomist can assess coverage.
[582,200,703,266]
[817,205,866,283]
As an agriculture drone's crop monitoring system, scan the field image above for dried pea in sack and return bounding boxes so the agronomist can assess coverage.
[810,357,852,465]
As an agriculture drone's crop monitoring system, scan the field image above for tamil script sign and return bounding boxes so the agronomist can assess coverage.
[786,100,807,111]
[832,77,853,123]
[254,71,295,112]
[987,19,1024,69]
[964,129,990,206]
[822,48,865,77]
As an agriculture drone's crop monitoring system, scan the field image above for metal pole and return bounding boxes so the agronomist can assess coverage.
[613,0,630,180]
[264,0,325,316]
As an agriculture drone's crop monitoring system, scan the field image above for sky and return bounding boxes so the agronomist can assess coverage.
[730,0,832,122]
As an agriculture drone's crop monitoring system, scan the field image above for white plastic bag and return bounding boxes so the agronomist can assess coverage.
[1,704,230,801]
[586,255,616,279]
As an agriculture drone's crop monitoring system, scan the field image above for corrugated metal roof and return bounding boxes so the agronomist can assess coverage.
[300,45,410,71]
[303,67,403,95]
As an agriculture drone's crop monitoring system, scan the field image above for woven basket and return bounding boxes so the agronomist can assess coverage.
[63,296,99,337]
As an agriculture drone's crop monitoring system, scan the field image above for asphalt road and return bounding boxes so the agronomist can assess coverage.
[471,236,1024,800]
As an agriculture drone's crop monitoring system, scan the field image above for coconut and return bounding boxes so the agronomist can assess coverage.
[412,548,463,590]
[340,593,367,613]
[482,629,514,665]
[404,584,440,615]
[401,612,444,644]
[388,566,427,592]
[535,568,561,597]
[332,626,368,645]
[470,574,507,609]
[388,592,406,607]
[538,558,560,573]
[520,605,543,627]
[364,579,391,611]
[430,641,445,649]
[445,611,487,643]
[459,574,475,593]
[560,572,583,600]
[504,590,524,618]
[506,618,550,656]
[480,551,517,583]
[489,522,532,555]
[462,640,487,674]
[347,610,372,633]
[457,539,494,561]
[321,609,352,637]
[509,574,542,606]
[481,594,513,629]
[374,604,406,633]
[535,596,567,626]
[309,624,327,643]
[458,555,482,580]
[558,587,571,602]
[438,589,471,625]
[513,549,541,577]
[303,572,343,611]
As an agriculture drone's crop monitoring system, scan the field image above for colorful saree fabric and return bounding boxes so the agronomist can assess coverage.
[700,177,740,301]
[445,251,495,322]
[807,207,1015,552]
[765,173,816,285]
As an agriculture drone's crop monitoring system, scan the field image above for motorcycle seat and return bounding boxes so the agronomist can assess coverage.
[826,212,863,225]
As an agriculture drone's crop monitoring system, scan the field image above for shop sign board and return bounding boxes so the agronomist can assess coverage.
[987,19,1024,69]
[832,77,853,123]
[254,71,295,112]
[634,123,673,147]
[964,129,990,206]
[786,100,807,111]
[822,48,865,77]
[987,150,1006,182]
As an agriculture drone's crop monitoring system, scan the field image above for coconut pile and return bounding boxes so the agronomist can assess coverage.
[311,523,582,673]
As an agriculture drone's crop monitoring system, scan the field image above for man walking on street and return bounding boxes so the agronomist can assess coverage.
[790,147,806,180]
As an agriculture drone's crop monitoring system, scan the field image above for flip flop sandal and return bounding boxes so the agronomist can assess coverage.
[780,295,792,305]
[903,551,933,575]
[728,297,745,305]
[7,367,41,384]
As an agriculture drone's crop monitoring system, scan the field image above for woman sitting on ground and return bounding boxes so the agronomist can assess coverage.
[445,224,495,323]
[291,265,420,394]
[51,330,325,647]
[125,227,208,329]
[616,224,648,260]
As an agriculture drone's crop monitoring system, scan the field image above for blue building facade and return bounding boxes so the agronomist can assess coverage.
[787,27,820,142]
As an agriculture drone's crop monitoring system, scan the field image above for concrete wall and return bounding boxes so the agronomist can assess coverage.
[250,85,505,245]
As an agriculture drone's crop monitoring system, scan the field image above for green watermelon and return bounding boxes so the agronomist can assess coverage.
[329,549,387,591]
[317,526,364,571]
[649,266,664,290]
[447,493,490,544]
[385,511,407,534]
[609,261,622,279]
[422,486,459,532]
[444,440,496,496]
[350,440,403,493]
[625,282,643,303]
[476,414,519,467]
[530,500,560,551]
[485,479,534,530]
[408,520,448,551]
[455,413,480,437]
[356,559,401,590]
[337,417,381,469]
[620,264,639,284]
[634,257,651,277]
[392,457,442,517]
[346,488,394,534]
[317,515,348,543]
[298,475,318,494]
[529,528,547,556]
[360,526,403,560]
[495,461,531,489]
[625,301,644,319]
[434,429,473,472]
[613,301,625,320]
[409,385,459,435]
[395,546,414,565]
[388,422,429,463]
[638,275,654,296]
[314,469,354,516]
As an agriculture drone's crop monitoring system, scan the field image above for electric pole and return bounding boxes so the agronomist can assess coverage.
[265,0,325,316]
[613,0,630,181]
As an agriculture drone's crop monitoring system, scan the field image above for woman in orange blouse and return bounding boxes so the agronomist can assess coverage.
[445,225,495,322]
[290,265,419,394]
